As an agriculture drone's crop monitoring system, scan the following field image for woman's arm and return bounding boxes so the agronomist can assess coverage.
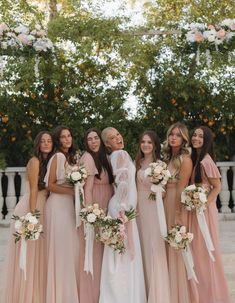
[175,155,193,224]
[27,157,40,212]
[47,155,74,196]
[207,178,221,204]
[84,175,95,205]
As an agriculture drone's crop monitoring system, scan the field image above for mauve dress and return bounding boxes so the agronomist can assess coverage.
[163,157,199,303]
[78,152,113,303]
[189,154,231,303]
[2,178,47,303]
[136,165,171,303]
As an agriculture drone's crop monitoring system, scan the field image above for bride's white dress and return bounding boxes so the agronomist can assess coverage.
[99,150,147,303]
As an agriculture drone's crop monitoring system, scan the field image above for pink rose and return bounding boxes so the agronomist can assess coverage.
[195,31,204,43]
[217,29,226,38]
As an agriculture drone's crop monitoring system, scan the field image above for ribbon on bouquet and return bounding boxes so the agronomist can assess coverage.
[196,211,215,261]
[19,238,27,280]
[126,220,135,260]
[181,246,198,283]
[75,182,84,228]
[151,184,168,238]
[84,223,94,277]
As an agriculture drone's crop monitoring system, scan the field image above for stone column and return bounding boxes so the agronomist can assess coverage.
[5,171,17,222]
[219,166,231,213]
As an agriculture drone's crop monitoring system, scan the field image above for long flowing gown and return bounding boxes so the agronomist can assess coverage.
[44,152,79,303]
[78,152,113,303]
[99,150,147,303]
[164,158,198,303]
[2,181,47,303]
[189,154,231,303]
[136,165,171,303]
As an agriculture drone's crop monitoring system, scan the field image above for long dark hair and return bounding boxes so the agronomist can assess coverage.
[135,130,161,171]
[84,128,114,184]
[33,131,54,190]
[52,126,77,165]
[191,126,215,183]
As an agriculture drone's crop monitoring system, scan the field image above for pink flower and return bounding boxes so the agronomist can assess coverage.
[217,29,226,38]
[208,25,215,30]
[195,31,204,43]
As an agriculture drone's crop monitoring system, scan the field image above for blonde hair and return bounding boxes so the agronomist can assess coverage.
[101,127,116,154]
[162,122,191,172]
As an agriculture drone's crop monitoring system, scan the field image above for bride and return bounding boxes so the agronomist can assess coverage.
[99,127,146,303]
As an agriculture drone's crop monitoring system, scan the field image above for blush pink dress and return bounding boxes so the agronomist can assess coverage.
[78,152,113,303]
[2,178,47,303]
[163,158,199,303]
[44,152,80,303]
[136,165,171,303]
[189,154,231,303]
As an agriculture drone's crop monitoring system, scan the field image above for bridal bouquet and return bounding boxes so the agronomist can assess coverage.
[181,184,208,214]
[165,224,193,250]
[80,203,106,226]
[144,160,171,200]
[12,209,43,243]
[65,164,88,185]
[96,207,137,254]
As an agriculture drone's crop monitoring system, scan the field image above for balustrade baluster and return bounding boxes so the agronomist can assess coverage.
[219,165,231,214]
[5,171,17,222]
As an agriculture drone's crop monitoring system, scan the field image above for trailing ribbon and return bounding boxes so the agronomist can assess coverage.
[84,223,94,277]
[19,238,27,280]
[196,211,215,261]
[126,220,135,260]
[151,184,168,238]
[182,246,198,283]
[75,182,84,228]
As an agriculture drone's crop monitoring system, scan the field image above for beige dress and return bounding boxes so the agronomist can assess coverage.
[137,165,170,303]
[78,152,113,303]
[164,159,198,303]
[2,181,47,303]
[189,154,231,303]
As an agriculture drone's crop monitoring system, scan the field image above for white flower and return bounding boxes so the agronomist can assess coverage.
[71,171,81,181]
[175,232,183,243]
[93,208,101,216]
[0,23,9,35]
[34,232,40,240]
[14,25,29,34]
[199,192,207,203]
[87,213,96,223]
[15,220,22,230]
[28,216,38,224]
[144,167,152,178]
[185,184,197,191]
[188,233,194,241]
[179,226,186,234]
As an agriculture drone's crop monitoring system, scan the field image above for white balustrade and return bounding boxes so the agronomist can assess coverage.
[0,163,235,225]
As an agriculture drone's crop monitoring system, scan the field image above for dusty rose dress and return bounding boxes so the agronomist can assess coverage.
[78,152,113,303]
[137,165,171,303]
[164,159,198,303]
[44,152,80,303]
[2,181,47,303]
[189,154,231,303]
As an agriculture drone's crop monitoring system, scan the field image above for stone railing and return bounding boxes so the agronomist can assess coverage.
[0,163,235,225]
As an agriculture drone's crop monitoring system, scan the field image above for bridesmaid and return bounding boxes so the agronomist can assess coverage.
[2,131,53,303]
[162,122,198,303]
[99,127,146,303]
[189,126,231,303]
[44,126,80,303]
[78,128,114,303]
[135,130,171,303]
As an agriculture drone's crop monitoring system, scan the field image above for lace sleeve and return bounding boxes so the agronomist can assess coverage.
[111,150,133,209]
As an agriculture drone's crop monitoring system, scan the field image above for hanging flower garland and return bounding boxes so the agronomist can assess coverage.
[182,19,235,65]
[0,22,54,54]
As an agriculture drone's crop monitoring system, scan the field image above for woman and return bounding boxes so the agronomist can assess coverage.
[78,128,114,303]
[135,130,170,303]
[44,126,79,303]
[162,122,198,303]
[2,131,53,303]
[189,126,231,303]
[99,127,146,303]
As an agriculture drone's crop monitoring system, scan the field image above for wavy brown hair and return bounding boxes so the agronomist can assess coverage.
[135,130,161,171]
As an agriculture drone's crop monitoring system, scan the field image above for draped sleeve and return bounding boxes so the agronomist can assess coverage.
[79,152,98,176]
[44,152,66,187]
[201,154,221,179]
[110,150,136,210]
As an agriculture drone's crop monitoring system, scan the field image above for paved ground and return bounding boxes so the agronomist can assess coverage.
[0,220,235,302]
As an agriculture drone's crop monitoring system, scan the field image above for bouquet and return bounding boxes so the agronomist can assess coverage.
[144,160,171,200]
[80,203,106,226]
[12,209,43,243]
[65,164,88,185]
[181,184,208,214]
[96,206,137,254]
[165,224,193,250]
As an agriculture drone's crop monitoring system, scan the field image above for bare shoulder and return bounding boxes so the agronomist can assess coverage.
[181,154,192,165]
[27,157,40,169]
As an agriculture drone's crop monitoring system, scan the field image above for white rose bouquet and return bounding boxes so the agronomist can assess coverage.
[80,203,105,225]
[65,164,88,185]
[181,184,208,214]
[144,160,171,200]
[165,224,193,250]
[12,209,43,243]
